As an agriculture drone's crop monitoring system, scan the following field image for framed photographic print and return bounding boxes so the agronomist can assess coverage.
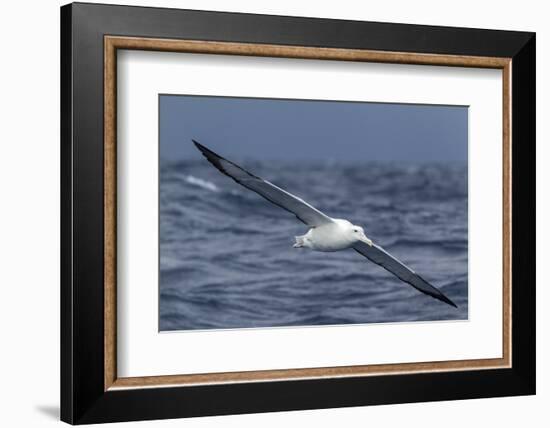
[60,2,535,424]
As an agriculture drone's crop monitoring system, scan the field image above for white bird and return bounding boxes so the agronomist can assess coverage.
[193,141,457,308]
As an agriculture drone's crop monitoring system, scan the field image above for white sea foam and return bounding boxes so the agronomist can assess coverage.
[184,175,219,192]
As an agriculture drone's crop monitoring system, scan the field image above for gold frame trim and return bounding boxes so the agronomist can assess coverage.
[104,36,512,391]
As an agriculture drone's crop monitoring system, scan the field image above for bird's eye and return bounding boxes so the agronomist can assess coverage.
[354,229,358,232]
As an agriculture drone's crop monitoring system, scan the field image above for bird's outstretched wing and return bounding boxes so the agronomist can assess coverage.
[353,241,457,307]
[193,141,333,227]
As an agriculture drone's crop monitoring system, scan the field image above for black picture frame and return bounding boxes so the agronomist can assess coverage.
[61,2,535,424]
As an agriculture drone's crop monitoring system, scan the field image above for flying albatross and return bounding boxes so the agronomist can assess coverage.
[193,140,457,308]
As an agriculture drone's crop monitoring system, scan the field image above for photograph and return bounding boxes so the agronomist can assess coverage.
[159,94,469,331]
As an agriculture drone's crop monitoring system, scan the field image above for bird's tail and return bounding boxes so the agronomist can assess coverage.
[293,235,306,248]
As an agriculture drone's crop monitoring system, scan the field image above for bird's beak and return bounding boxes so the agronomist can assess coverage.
[360,234,373,247]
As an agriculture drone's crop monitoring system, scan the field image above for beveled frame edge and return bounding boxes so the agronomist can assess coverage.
[104,35,512,391]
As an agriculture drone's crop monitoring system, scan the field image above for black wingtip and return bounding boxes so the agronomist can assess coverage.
[191,140,240,180]
[439,294,458,308]
[192,139,204,151]
[192,140,222,159]
[416,272,458,308]
[192,140,220,161]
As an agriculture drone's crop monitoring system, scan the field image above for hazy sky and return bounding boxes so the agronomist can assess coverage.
[160,94,467,163]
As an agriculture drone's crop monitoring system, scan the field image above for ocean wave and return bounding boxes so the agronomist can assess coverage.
[160,160,468,331]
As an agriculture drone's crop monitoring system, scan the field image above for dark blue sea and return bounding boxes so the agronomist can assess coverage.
[160,160,468,331]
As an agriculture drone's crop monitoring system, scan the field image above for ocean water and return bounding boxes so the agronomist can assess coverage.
[160,160,468,331]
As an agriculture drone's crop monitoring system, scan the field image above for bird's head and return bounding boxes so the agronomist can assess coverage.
[340,221,373,246]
